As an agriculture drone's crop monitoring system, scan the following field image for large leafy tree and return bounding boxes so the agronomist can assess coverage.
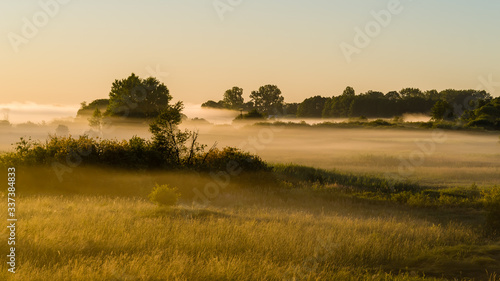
[106,73,171,118]
[250,85,285,115]
[223,87,244,110]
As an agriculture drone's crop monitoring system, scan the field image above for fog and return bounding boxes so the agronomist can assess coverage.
[1,104,497,187]
[0,102,80,124]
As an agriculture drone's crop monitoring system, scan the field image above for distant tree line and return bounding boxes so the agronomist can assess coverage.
[202,85,499,129]
[77,74,499,130]
[202,85,289,116]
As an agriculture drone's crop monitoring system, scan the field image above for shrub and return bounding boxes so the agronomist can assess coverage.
[234,109,266,120]
[482,187,500,235]
[366,119,393,127]
[195,147,269,172]
[148,184,180,207]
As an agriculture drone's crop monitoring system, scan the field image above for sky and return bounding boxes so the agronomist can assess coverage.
[1,0,500,115]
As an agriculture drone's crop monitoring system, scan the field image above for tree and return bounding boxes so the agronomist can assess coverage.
[77,99,109,117]
[201,100,225,109]
[400,88,424,99]
[149,102,205,167]
[385,91,401,100]
[343,86,355,97]
[323,87,356,118]
[283,102,299,116]
[431,100,454,121]
[250,85,285,115]
[223,87,244,110]
[88,108,103,130]
[424,90,440,101]
[297,96,328,118]
[349,91,392,117]
[106,73,171,118]
[55,124,69,136]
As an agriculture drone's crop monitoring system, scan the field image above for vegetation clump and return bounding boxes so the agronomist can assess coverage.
[482,187,500,236]
[234,109,266,120]
[149,184,180,207]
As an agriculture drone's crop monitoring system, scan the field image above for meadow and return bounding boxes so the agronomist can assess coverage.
[0,123,499,281]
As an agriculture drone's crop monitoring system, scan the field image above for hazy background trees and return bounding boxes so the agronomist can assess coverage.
[106,73,171,118]
[75,74,498,130]
[223,87,244,110]
[250,85,285,115]
[296,96,328,118]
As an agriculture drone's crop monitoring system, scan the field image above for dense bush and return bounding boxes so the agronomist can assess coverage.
[482,187,500,235]
[149,184,180,206]
[0,135,269,174]
[194,147,269,172]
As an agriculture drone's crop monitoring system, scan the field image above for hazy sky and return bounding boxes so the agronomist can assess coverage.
[1,0,500,107]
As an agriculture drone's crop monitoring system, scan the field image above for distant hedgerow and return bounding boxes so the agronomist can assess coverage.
[0,135,269,173]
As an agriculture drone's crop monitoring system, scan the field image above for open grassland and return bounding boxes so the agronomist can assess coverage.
[0,126,498,280]
[0,193,499,281]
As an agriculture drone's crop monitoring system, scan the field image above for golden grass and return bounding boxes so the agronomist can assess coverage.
[1,191,498,281]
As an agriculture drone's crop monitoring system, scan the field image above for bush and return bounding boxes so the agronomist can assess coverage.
[194,147,269,172]
[366,119,393,127]
[148,184,180,207]
[234,109,266,120]
[482,187,500,235]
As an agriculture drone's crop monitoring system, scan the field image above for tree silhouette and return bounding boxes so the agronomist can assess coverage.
[250,85,285,115]
[223,87,244,109]
[106,73,171,118]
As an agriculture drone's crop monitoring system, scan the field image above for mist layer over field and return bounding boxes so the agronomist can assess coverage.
[1,110,499,280]
[1,115,498,188]
[194,125,500,188]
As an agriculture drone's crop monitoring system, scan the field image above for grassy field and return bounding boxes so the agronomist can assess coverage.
[0,193,498,281]
[0,126,499,280]
[0,166,499,281]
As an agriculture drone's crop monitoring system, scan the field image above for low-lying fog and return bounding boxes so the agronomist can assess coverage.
[1,104,497,187]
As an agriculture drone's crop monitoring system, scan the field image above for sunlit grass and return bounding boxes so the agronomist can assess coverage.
[0,192,498,281]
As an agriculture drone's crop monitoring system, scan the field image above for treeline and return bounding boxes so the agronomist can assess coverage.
[77,73,498,130]
[203,85,499,130]
[203,85,491,118]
